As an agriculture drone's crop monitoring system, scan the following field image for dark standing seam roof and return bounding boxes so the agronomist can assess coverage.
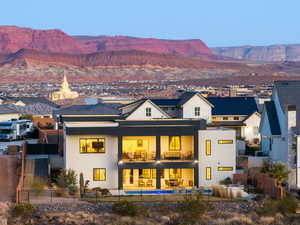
[55,103,121,115]
[265,101,281,135]
[150,99,181,106]
[207,97,258,115]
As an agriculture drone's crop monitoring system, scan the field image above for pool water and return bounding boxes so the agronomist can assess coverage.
[124,189,212,195]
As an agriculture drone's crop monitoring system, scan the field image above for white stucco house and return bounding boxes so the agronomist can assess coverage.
[56,99,237,190]
[260,80,300,189]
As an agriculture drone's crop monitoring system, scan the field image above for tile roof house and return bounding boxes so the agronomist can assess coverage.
[260,80,300,189]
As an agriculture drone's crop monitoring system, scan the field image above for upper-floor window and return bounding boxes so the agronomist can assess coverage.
[169,136,181,151]
[194,107,201,116]
[80,138,105,153]
[233,116,239,120]
[212,116,217,121]
[223,117,228,120]
[146,107,152,117]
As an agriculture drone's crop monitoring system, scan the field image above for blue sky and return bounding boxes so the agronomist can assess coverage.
[1,0,299,47]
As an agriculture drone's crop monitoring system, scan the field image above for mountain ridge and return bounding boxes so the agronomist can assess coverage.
[212,44,300,62]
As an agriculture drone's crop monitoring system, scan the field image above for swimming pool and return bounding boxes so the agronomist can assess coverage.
[124,189,212,195]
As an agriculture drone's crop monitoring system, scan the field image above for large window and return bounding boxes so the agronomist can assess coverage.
[138,169,156,179]
[169,169,182,179]
[146,107,152,117]
[194,107,200,116]
[169,136,181,151]
[80,138,105,153]
[206,167,211,180]
[93,168,106,181]
[206,140,211,156]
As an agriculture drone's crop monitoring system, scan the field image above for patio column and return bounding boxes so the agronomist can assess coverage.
[156,135,161,160]
[194,134,199,160]
[118,136,122,161]
[118,168,123,190]
[194,167,199,188]
[156,168,161,189]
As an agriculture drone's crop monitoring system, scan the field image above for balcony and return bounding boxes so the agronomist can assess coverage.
[160,136,194,161]
[122,136,156,162]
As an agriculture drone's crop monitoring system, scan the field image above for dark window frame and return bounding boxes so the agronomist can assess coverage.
[194,107,201,117]
[146,107,152,117]
[80,138,105,153]
[93,168,106,181]
[169,136,181,151]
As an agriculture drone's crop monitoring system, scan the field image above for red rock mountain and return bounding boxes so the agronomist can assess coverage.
[0,48,241,69]
[74,35,214,57]
[0,26,215,58]
[0,26,83,54]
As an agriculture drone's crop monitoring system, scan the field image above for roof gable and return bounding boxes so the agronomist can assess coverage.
[125,99,171,119]
[178,92,213,107]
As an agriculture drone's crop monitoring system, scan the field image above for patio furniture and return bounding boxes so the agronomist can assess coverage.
[169,179,179,186]
[146,179,153,187]
[164,151,181,160]
[138,179,145,187]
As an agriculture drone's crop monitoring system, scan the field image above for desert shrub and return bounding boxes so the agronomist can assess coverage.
[56,169,77,189]
[10,203,36,218]
[112,200,138,217]
[277,195,298,215]
[220,177,233,185]
[68,185,79,196]
[31,178,45,196]
[173,194,210,224]
[256,195,298,216]
[54,188,69,197]
[112,200,148,217]
[154,201,172,215]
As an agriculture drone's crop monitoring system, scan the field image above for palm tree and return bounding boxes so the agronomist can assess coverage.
[267,162,289,199]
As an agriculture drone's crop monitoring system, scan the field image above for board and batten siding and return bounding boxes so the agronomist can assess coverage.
[126,101,169,120]
[182,95,212,123]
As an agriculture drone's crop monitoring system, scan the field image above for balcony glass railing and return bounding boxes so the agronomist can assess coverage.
[122,151,156,161]
[160,151,194,160]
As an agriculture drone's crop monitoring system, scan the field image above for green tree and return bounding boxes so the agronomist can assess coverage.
[57,169,77,188]
[268,163,289,184]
